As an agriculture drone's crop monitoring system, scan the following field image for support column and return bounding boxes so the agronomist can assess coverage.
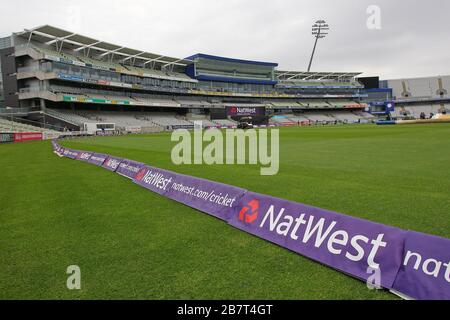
[40,98,46,112]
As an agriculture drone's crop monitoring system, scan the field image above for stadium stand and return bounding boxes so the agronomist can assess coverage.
[303,112,336,123]
[402,105,446,119]
[386,76,449,100]
[380,76,450,119]
[46,109,195,130]
[269,100,302,108]
[353,111,376,120]
[189,118,217,127]
[0,117,59,133]
[212,119,237,127]
[175,99,212,107]
[0,25,374,131]
[269,109,374,125]
[30,45,197,84]
[288,115,311,123]
[147,114,193,128]
[270,115,296,126]
[327,111,361,123]
[46,109,92,126]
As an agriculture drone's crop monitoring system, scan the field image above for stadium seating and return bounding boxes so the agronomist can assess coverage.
[33,45,194,83]
[175,99,212,107]
[288,115,311,123]
[277,80,360,88]
[269,110,373,125]
[86,112,156,128]
[147,114,193,127]
[327,100,357,108]
[353,111,376,120]
[327,111,361,123]
[321,81,359,87]
[302,113,336,123]
[122,65,194,82]
[51,84,189,107]
[46,109,93,125]
[302,101,331,109]
[270,116,296,125]
[212,119,237,127]
[0,117,59,133]
[76,55,120,70]
[36,46,81,64]
[195,119,218,127]
[133,97,181,107]
[387,76,450,100]
[11,34,374,132]
[46,109,197,129]
[269,100,303,108]
[402,105,444,119]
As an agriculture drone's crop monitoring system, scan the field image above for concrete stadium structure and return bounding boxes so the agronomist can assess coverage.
[0,25,384,133]
[380,76,450,119]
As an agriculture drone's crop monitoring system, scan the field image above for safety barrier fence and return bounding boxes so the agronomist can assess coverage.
[51,139,450,300]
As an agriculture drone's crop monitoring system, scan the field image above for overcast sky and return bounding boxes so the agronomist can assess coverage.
[1,0,449,79]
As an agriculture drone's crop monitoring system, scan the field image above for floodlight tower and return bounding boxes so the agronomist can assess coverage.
[307,20,329,72]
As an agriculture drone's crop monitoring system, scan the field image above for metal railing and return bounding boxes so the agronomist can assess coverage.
[18,87,42,94]
[0,107,36,114]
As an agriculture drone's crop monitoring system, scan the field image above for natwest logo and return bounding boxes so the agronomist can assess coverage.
[228,107,259,115]
[136,168,173,191]
[239,199,259,223]
[135,168,147,181]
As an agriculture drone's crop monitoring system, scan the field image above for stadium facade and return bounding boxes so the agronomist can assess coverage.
[0,35,12,109]
[0,25,373,133]
[0,25,448,133]
[380,76,450,119]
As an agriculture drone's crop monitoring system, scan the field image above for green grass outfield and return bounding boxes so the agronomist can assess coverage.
[1,124,449,299]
